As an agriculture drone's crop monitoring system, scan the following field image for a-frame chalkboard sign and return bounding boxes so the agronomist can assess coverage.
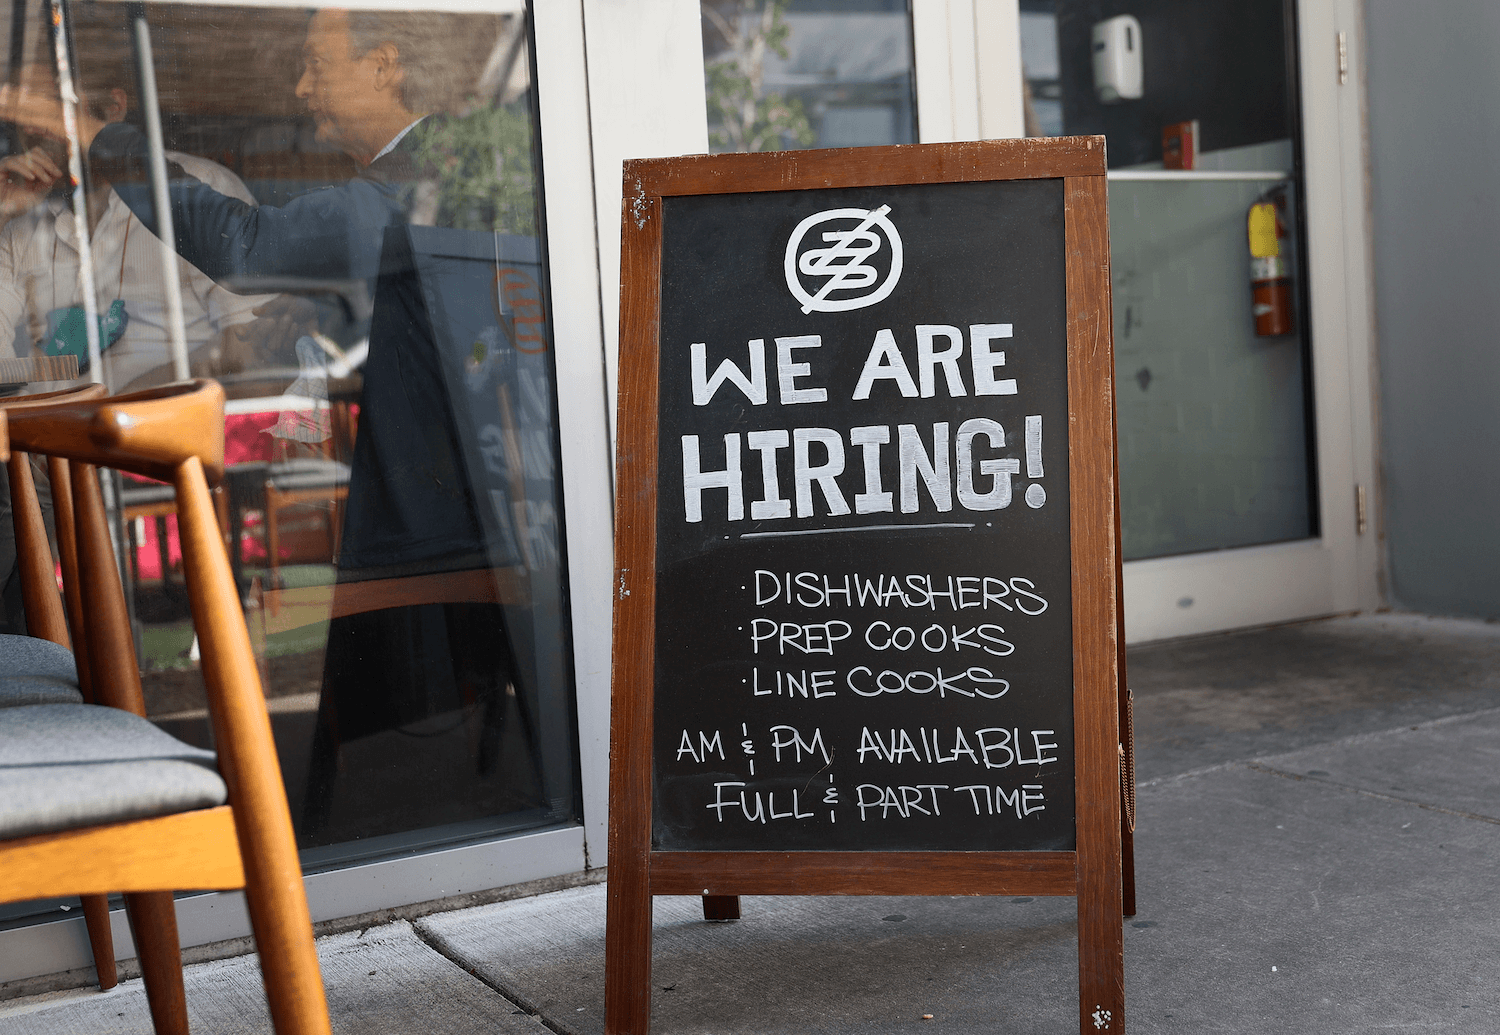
[608,136,1125,1034]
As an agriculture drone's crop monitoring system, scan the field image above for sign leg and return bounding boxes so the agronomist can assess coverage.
[1076,860,1125,1034]
[605,859,653,1034]
[702,895,741,921]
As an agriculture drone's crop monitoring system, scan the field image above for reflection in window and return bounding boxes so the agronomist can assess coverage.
[1019,6,1063,137]
[0,2,579,875]
[701,0,916,153]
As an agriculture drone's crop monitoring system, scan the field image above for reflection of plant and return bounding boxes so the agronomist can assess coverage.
[703,0,814,153]
[407,101,537,234]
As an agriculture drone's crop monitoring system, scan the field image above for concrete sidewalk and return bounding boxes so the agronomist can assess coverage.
[4,612,1498,1033]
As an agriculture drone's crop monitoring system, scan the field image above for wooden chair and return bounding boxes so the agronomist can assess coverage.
[0,383,119,988]
[0,380,331,1035]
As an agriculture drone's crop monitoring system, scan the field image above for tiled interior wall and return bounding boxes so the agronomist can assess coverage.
[1110,140,1315,561]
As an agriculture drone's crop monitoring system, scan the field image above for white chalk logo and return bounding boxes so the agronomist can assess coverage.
[784,205,903,314]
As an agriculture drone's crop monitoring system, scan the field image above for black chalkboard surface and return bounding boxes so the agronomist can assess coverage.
[652,179,1074,853]
[607,138,1124,1035]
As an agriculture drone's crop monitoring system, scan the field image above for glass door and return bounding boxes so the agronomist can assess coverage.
[1016,0,1377,641]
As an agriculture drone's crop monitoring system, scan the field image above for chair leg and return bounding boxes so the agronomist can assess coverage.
[154,516,172,590]
[125,891,190,1035]
[264,486,282,588]
[81,894,118,990]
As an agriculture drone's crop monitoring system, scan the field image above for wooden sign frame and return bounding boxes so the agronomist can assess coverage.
[608,136,1123,1035]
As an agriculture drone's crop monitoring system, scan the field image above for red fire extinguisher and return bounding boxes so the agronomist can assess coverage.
[1247,189,1294,337]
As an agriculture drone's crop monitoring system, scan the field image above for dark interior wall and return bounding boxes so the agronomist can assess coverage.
[1052,0,1291,167]
[1366,0,1500,620]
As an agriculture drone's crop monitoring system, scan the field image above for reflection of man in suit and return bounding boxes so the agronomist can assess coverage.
[3,10,537,843]
[0,9,445,285]
[0,59,281,390]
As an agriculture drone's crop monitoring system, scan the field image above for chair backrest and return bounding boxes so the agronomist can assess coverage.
[6,381,237,722]
[2,384,109,693]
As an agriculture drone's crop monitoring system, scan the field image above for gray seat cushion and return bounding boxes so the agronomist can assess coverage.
[0,674,84,706]
[0,704,227,840]
[0,634,79,683]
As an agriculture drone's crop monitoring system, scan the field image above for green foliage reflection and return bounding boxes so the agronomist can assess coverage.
[703,0,814,153]
[406,100,538,235]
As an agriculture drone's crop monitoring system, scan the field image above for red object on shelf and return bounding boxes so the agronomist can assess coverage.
[1161,120,1199,170]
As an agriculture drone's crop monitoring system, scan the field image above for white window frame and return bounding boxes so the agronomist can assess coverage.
[913,0,1025,142]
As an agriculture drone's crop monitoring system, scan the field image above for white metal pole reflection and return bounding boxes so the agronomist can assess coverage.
[48,0,102,383]
[128,4,190,381]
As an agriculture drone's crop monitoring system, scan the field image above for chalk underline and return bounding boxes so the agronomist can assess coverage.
[740,522,977,539]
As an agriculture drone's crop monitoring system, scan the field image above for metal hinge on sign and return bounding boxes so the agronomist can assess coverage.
[1337,32,1348,85]
[1356,484,1368,536]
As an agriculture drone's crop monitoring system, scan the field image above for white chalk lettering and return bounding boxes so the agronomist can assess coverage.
[854,784,950,819]
[849,425,894,513]
[682,434,742,522]
[898,422,952,513]
[954,784,1048,819]
[752,668,839,699]
[746,430,792,520]
[793,428,850,518]
[775,336,828,404]
[956,418,1019,511]
[676,729,725,763]
[969,324,1017,396]
[915,325,967,398]
[769,725,831,764]
[845,666,1009,700]
[750,619,853,656]
[691,340,767,405]
[708,783,815,823]
[852,328,919,400]
[974,728,1060,769]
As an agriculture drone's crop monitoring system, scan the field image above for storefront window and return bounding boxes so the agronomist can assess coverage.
[0,0,579,889]
[701,0,916,153]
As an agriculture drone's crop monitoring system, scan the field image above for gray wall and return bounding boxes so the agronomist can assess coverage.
[1366,0,1500,620]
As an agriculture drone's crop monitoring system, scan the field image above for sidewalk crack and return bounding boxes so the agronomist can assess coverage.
[411,924,572,1035]
[1245,762,1500,826]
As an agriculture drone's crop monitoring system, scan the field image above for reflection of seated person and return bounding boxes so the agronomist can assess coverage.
[0,59,288,392]
[0,60,300,632]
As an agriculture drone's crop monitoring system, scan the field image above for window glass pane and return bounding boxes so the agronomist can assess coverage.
[1021,0,1316,560]
[0,0,579,885]
[702,0,916,153]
